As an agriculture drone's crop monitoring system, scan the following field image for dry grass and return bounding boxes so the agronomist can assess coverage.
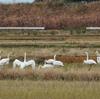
[0,80,100,99]
[0,65,100,81]
[0,45,98,64]
[0,63,100,99]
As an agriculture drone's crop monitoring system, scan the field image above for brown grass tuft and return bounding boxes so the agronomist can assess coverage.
[0,67,100,81]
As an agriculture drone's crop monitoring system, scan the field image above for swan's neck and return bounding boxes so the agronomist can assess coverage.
[54,55,56,60]
[86,53,89,60]
[24,52,26,62]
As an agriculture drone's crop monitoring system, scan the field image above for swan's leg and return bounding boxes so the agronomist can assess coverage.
[38,65,42,69]
[20,64,25,70]
[31,63,35,70]
[13,62,16,70]
[88,64,93,71]
[20,65,23,69]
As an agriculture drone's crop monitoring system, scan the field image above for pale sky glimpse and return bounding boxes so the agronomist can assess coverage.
[0,0,35,4]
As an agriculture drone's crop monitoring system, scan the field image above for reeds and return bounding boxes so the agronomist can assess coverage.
[0,67,100,81]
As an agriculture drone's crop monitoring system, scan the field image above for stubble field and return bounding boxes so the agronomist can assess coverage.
[0,30,100,98]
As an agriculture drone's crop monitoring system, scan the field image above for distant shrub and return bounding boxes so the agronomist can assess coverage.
[35,0,100,3]
[0,1,100,29]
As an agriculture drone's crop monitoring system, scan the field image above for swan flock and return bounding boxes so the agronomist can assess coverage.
[0,51,99,70]
[0,52,64,70]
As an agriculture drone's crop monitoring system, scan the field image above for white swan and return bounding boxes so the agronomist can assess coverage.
[0,54,10,68]
[96,51,100,64]
[13,52,35,70]
[13,59,23,69]
[39,61,54,69]
[53,61,64,67]
[45,55,56,64]
[83,52,96,71]
[45,54,64,66]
